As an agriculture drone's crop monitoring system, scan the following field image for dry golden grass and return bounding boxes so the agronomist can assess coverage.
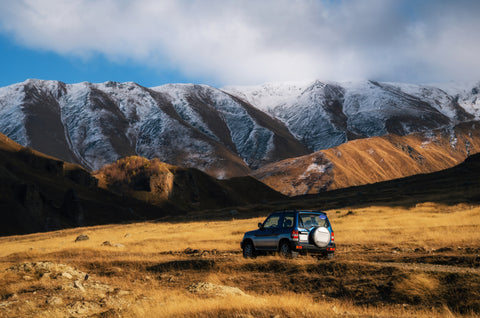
[1,203,480,317]
[329,203,480,248]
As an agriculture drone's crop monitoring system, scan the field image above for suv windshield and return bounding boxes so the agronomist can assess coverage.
[298,213,329,229]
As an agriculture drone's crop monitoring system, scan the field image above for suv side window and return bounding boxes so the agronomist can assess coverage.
[281,213,295,228]
[263,214,281,229]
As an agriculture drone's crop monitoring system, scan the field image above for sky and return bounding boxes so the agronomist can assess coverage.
[0,0,479,88]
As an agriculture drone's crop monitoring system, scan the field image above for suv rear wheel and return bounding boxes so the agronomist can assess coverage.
[279,241,298,258]
[242,241,256,258]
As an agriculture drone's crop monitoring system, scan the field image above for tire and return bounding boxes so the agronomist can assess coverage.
[242,241,256,258]
[279,241,293,258]
[310,227,331,248]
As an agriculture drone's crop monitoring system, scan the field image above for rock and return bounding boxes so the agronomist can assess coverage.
[74,280,85,292]
[184,247,199,254]
[102,241,124,248]
[414,247,426,253]
[22,275,33,280]
[41,272,51,279]
[46,296,63,306]
[75,234,89,242]
[117,290,130,296]
[0,301,16,308]
[62,272,73,279]
[187,282,247,297]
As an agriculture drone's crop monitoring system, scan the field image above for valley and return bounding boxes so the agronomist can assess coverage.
[1,79,480,317]
[1,203,479,317]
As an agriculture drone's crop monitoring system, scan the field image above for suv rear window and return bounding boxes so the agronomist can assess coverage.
[299,213,329,229]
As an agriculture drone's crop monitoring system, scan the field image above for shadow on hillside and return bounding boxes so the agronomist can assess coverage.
[165,153,480,223]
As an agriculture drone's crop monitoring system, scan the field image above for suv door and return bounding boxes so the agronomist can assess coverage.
[254,213,282,250]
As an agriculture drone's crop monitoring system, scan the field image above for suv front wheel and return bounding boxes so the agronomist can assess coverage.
[242,241,256,258]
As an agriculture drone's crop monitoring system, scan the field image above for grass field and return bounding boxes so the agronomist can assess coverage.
[1,202,479,317]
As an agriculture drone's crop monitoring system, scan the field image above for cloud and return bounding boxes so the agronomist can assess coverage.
[0,0,479,85]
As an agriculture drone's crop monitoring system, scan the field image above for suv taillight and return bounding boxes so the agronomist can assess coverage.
[291,229,299,240]
[331,231,335,242]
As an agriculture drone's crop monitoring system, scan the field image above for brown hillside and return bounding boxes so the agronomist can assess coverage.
[94,156,285,210]
[0,134,187,236]
[253,121,480,196]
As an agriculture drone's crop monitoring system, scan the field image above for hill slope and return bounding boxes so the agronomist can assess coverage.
[0,134,284,236]
[0,133,175,236]
[253,121,480,196]
[293,151,480,210]
[94,156,285,211]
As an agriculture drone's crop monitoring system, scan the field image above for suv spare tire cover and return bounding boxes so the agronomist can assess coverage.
[311,227,331,248]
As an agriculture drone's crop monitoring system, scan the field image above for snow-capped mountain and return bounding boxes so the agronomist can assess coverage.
[0,78,479,179]
[0,79,308,178]
[224,80,477,151]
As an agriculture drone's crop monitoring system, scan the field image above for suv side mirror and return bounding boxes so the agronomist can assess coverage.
[258,223,264,230]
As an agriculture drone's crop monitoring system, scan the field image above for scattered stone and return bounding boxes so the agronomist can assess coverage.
[184,247,199,254]
[68,301,103,316]
[101,241,124,248]
[22,275,33,280]
[62,272,73,279]
[414,247,426,253]
[124,233,131,238]
[74,280,85,292]
[391,247,401,254]
[75,234,89,242]
[116,290,130,296]
[46,296,63,306]
[0,301,16,308]
[187,282,247,297]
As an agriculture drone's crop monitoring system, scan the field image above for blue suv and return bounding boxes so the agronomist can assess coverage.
[240,210,335,259]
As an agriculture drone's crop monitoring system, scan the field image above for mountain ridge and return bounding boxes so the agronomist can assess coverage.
[1,78,480,188]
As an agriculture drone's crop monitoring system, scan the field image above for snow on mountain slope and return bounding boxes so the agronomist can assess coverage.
[1,78,480,180]
[225,80,477,152]
[0,80,308,176]
[223,81,312,112]
[0,82,28,146]
[151,83,309,168]
[434,81,480,119]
